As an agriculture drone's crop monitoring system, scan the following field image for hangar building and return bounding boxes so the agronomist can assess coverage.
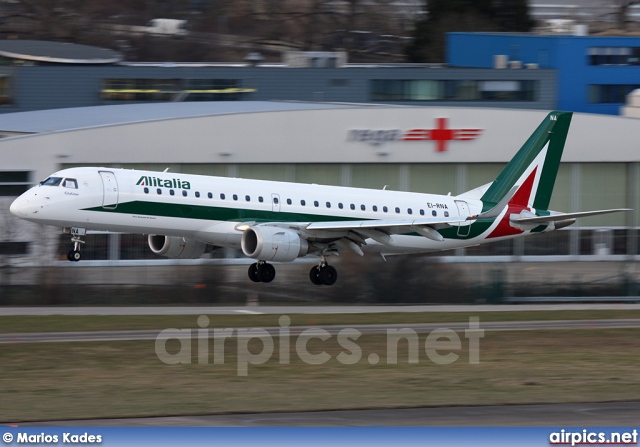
[0,102,638,265]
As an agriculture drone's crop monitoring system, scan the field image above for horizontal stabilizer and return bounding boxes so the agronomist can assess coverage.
[510,208,632,224]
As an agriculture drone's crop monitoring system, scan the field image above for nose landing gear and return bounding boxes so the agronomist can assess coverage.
[65,228,85,262]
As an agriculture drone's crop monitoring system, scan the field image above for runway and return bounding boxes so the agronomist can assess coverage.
[16,401,640,426]
[3,303,640,316]
[2,319,639,344]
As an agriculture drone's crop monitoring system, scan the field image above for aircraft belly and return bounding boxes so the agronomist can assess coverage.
[361,235,467,254]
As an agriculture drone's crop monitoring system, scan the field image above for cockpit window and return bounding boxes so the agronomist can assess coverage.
[63,178,78,189]
[41,177,63,186]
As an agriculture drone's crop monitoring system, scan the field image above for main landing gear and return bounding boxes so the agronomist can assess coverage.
[309,257,338,286]
[247,258,338,286]
[248,261,276,283]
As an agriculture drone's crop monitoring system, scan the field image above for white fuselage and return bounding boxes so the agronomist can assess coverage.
[10,167,521,255]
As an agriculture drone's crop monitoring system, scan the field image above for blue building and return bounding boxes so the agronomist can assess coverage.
[447,32,640,115]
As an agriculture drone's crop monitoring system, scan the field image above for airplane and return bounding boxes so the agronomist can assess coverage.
[10,111,630,286]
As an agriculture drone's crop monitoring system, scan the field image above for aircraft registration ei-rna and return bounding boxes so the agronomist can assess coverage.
[10,111,630,286]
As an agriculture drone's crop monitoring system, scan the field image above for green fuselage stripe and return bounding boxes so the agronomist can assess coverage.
[84,200,497,240]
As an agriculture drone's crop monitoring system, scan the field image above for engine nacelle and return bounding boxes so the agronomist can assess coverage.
[241,226,309,262]
[148,235,214,259]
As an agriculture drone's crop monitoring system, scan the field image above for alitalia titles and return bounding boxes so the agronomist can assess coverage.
[136,176,191,190]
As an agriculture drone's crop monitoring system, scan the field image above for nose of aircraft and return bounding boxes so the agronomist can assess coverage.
[9,196,27,217]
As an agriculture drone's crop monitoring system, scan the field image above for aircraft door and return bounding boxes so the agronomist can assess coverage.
[271,193,281,212]
[454,200,471,237]
[99,171,119,210]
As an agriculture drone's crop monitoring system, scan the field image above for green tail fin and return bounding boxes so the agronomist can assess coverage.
[480,111,573,211]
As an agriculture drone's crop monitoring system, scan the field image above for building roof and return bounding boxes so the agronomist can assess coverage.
[0,101,382,134]
[0,40,122,64]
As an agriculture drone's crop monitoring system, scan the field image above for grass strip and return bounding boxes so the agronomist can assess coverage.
[2,310,640,334]
[2,328,640,422]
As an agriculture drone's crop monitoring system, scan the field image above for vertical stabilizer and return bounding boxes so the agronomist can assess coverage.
[480,111,573,211]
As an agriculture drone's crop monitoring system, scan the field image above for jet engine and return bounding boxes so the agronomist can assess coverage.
[241,226,309,262]
[148,235,214,259]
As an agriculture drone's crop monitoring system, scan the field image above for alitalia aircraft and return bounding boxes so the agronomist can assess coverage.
[10,111,629,285]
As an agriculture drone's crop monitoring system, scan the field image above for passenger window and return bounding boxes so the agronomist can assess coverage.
[444,211,449,217]
[63,178,78,189]
[432,210,437,217]
[208,192,213,199]
[182,190,188,197]
[233,194,238,201]
[195,192,200,198]
[383,206,388,213]
[144,187,149,194]
[361,204,366,211]
[373,205,378,212]
[300,199,306,206]
[259,196,264,203]
[157,188,162,195]
[338,203,343,209]
[273,197,279,204]
[220,193,225,200]
[408,208,413,215]
[395,207,400,214]
[287,198,292,205]
[350,204,355,210]
[170,189,175,196]
[420,209,424,216]
[326,202,331,208]
[314,201,319,207]
[245,195,250,201]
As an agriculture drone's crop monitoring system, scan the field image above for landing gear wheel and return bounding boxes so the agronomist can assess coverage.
[319,265,338,286]
[257,262,276,283]
[67,250,81,262]
[248,263,261,283]
[309,266,323,285]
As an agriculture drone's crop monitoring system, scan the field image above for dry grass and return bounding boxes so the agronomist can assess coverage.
[2,310,640,333]
[2,329,640,422]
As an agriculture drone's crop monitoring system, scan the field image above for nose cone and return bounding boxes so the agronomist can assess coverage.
[9,196,28,217]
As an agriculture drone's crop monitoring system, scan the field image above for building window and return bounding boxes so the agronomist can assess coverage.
[371,79,538,102]
[588,47,640,66]
[0,171,31,196]
[101,78,255,102]
[588,84,640,103]
[0,76,13,106]
[0,241,29,255]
